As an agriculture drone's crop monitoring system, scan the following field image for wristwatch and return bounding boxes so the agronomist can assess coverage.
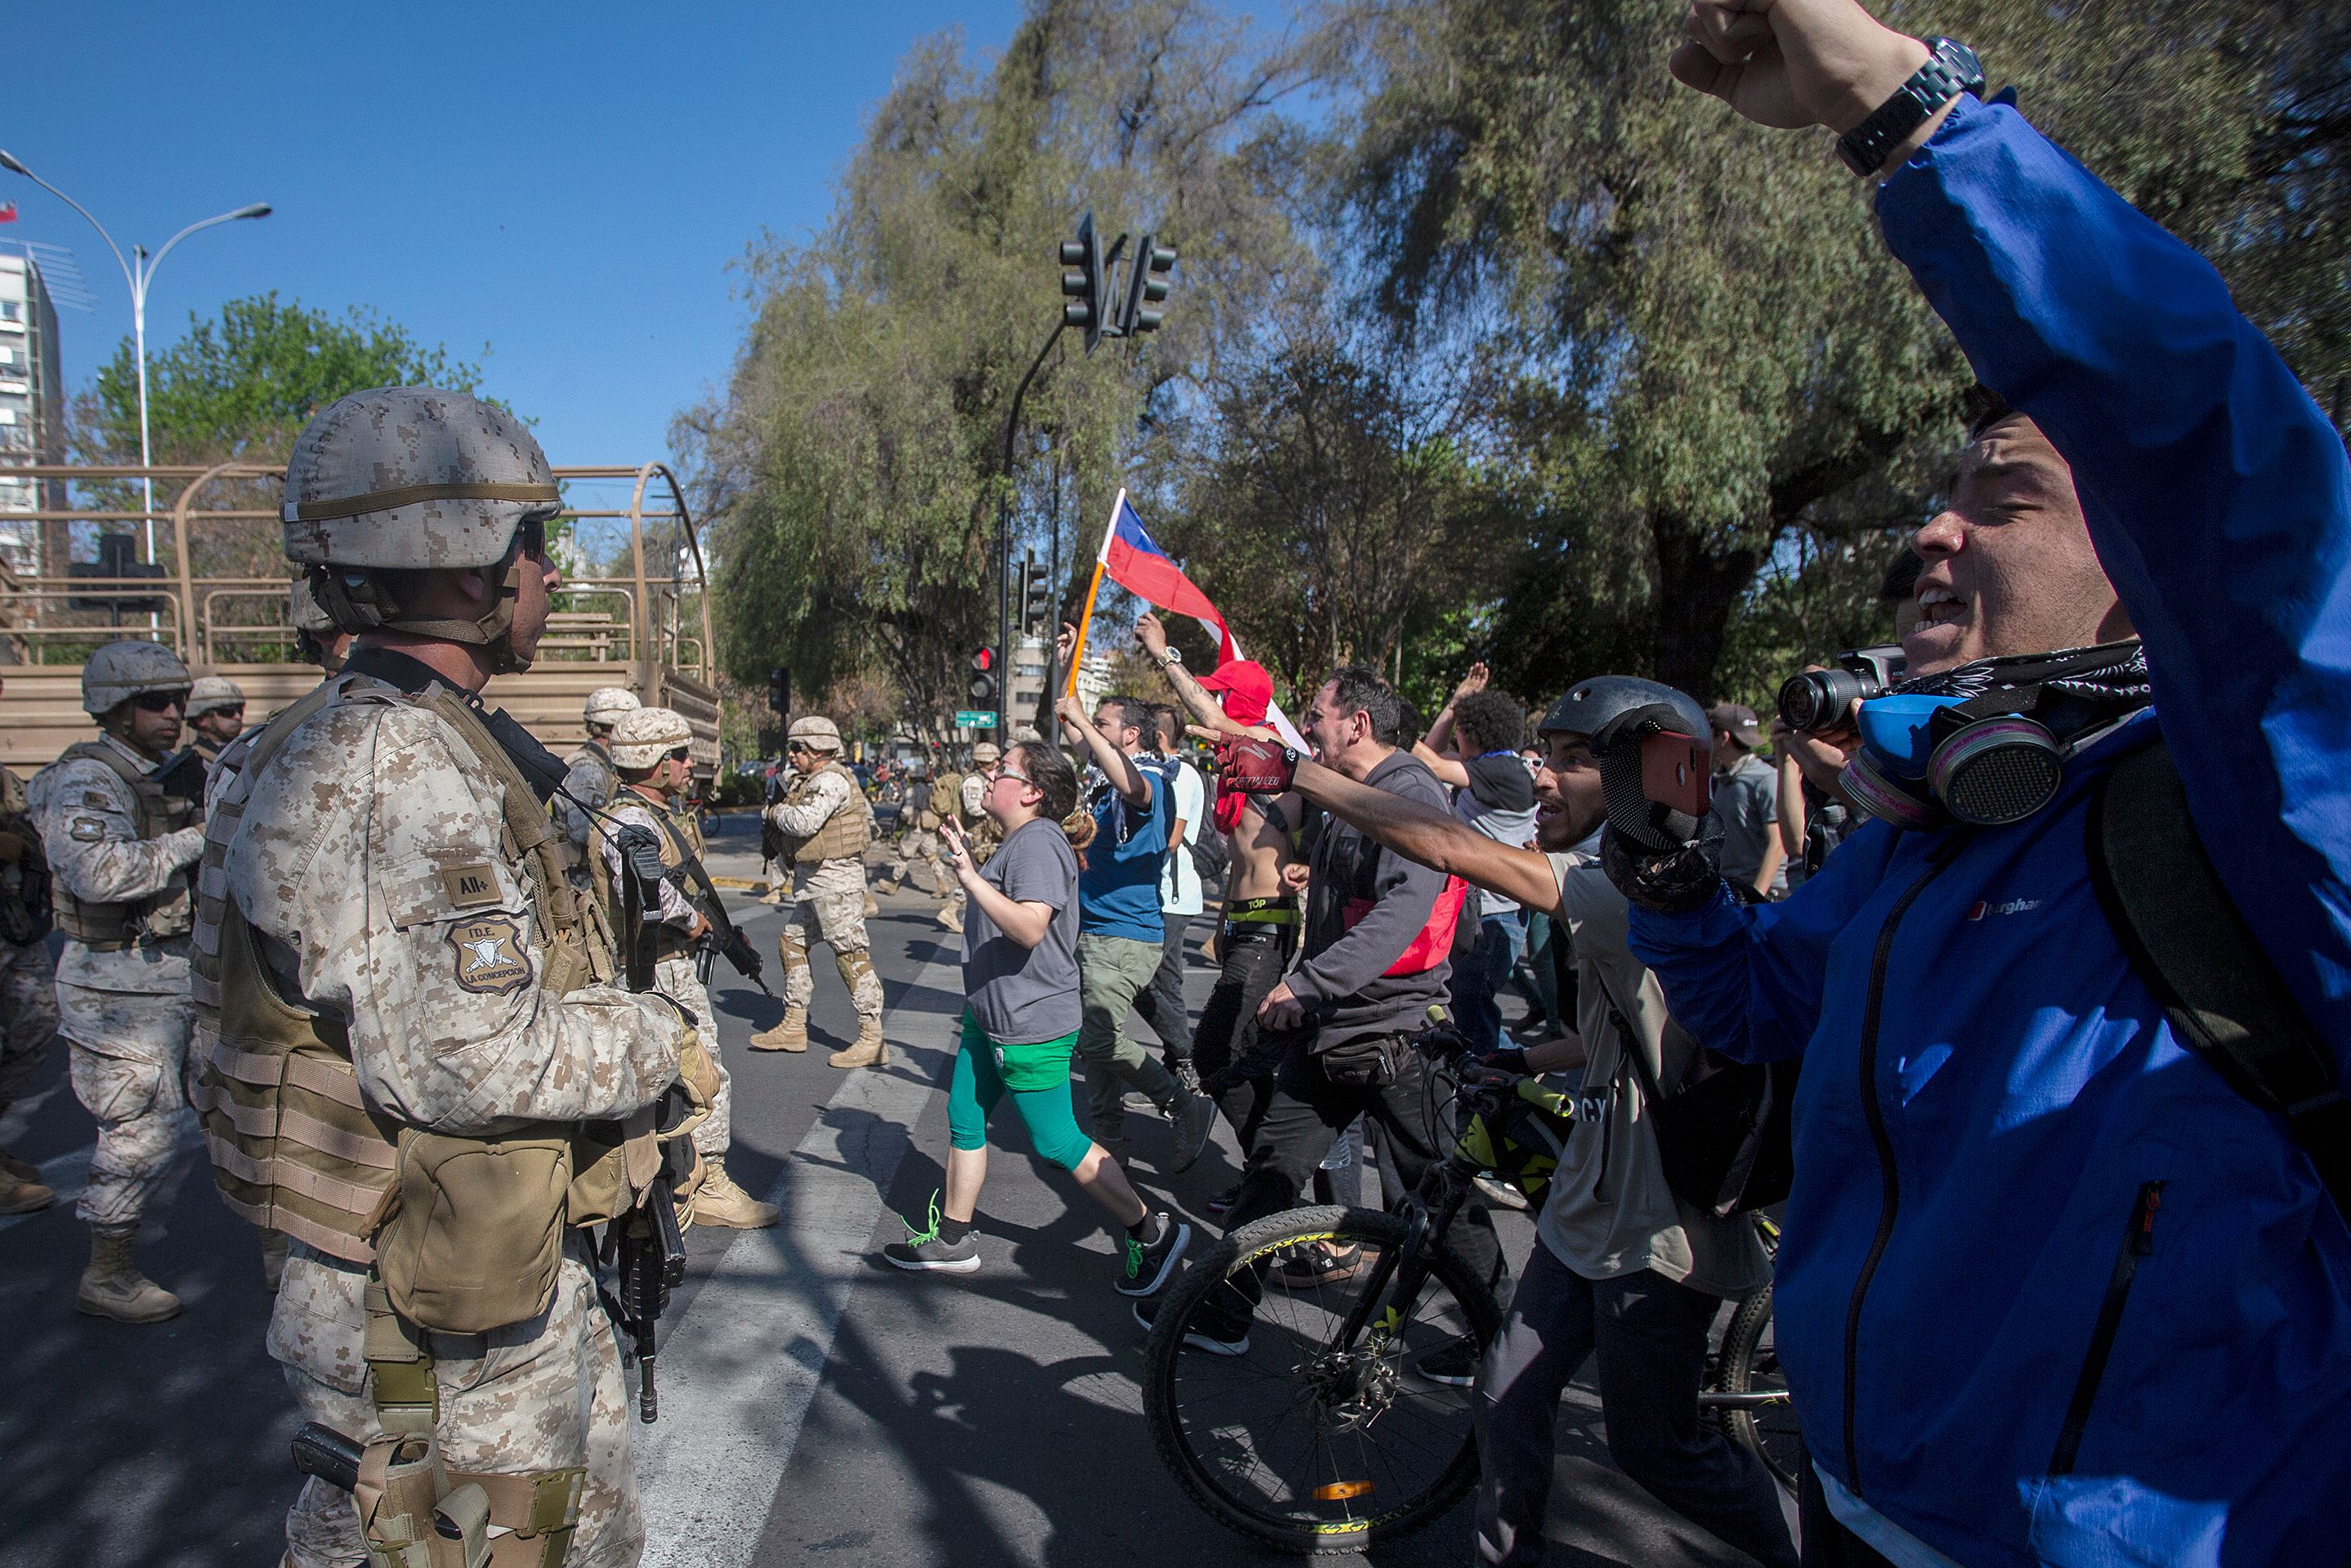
[1835,38,1983,177]
[1157,646,1182,668]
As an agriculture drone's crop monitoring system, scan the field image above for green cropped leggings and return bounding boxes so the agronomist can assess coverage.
[948,1012,1093,1171]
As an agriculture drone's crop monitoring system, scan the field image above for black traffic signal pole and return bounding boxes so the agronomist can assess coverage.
[999,315,1068,738]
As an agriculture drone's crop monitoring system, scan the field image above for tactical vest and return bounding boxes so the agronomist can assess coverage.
[46,739,200,949]
[0,765,51,947]
[191,677,646,1285]
[616,790,705,963]
[773,760,871,864]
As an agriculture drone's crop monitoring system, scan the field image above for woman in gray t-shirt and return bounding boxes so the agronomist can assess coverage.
[883,739,1192,1297]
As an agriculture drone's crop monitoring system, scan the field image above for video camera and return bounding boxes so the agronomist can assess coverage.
[1777,645,1905,735]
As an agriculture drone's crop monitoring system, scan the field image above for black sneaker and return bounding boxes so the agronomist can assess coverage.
[1205,1184,1241,1217]
[1132,1287,1250,1356]
[883,1231,981,1272]
[1115,1212,1192,1298]
[1415,1338,1481,1387]
[1269,1241,1361,1290]
[1170,1090,1218,1173]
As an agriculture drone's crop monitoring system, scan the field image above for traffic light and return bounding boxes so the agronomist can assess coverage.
[968,646,998,704]
[1021,556,1053,632]
[767,667,790,716]
[1059,212,1106,355]
[1118,235,1177,338]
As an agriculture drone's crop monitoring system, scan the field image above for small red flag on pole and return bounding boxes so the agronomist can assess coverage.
[0,202,17,223]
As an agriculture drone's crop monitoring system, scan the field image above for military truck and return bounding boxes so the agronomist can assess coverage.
[0,460,720,776]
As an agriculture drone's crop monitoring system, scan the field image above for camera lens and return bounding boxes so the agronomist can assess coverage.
[1779,668,1869,734]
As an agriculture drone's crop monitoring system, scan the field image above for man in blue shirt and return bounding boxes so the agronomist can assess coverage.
[1054,690,1217,1172]
[1600,5,2351,1565]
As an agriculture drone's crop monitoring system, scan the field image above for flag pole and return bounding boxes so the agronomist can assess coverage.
[1062,489,1124,698]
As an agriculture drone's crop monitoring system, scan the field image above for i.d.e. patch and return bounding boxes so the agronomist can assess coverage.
[439,862,501,909]
[69,815,107,842]
[448,914,531,995]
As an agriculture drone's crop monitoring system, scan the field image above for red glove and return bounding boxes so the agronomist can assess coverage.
[1218,736,1299,795]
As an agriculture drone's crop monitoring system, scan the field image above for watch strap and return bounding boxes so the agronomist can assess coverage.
[1836,38,1983,177]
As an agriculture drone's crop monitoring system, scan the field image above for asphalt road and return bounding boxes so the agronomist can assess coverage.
[0,811,1786,1567]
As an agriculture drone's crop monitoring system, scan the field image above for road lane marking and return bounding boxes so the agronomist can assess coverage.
[632,932,959,1568]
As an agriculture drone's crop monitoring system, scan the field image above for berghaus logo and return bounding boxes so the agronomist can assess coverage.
[1967,896,2042,920]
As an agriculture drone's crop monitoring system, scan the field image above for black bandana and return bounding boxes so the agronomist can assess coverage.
[1897,639,2151,746]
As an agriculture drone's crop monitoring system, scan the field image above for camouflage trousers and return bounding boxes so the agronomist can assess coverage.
[60,981,193,1228]
[655,954,731,1156]
[780,858,883,1021]
[274,1240,641,1567]
[0,936,60,1108]
[888,827,960,906]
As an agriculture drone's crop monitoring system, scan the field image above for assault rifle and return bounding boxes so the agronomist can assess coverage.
[643,814,773,997]
[610,824,694,1423]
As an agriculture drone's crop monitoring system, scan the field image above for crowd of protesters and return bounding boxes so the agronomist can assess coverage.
[876,1,2351,1563]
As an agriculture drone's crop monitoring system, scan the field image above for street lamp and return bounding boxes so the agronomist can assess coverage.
[0,148,269,560]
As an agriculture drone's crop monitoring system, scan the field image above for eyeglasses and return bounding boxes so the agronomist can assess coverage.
[786,741,811,754]
[132,690,186,713]
[992,767,1034,789]
[515,513,552,561]
[664,746,691,762]
[213,706,246,721]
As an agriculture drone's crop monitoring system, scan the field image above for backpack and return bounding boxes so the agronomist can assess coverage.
[929,773,959,820]
[2091,738,2349,1215]
[1584,948,1796,1218]
[1186,824,1230,887]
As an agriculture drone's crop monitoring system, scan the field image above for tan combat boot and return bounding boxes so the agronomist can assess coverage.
[691,1159,780,1229]
[936,902,963,934]
[829,1017,889,1070]
[749,1008,810,1052]
[863,891,880,918]
[77,1223,181,1323]
[0,1169,55,1215]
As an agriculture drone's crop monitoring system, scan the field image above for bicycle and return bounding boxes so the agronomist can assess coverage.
[1703,1213,1804,1491]
[1138,1015,1530,1554]
[1141,1015,1803,1554]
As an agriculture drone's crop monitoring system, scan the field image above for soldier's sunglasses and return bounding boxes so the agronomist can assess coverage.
[133,690,187,713]
[664,746,691,762]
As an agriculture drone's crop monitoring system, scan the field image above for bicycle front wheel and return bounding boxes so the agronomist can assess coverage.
[1716,1288,1807,1491]
[1141,1204,1502,1556]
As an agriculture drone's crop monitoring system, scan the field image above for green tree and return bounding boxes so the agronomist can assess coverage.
[680,0,1317,736]
[1332,0,2351,702]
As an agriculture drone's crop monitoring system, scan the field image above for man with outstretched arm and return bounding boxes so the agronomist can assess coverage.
[1584,4,2351,1564]
[1206,682,1790,1568]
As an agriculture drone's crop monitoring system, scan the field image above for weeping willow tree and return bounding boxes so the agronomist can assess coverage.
[678,0,1317,734]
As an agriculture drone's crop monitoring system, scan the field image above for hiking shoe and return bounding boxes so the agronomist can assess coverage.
[1170,1090,1217,1173]
[1415,1338,1481,1387]
[1270,1241,1361,1290]
[1115,1213,1191,1298]
[1205,1184,1241,1217]
[1132,1289,1249,1356]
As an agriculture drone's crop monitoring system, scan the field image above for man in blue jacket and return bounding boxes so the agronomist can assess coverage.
[1603,4,2351,1566]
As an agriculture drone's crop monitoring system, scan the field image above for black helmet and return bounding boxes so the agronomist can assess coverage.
[1537,676,1708,745]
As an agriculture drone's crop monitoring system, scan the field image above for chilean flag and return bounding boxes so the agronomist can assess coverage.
[1100,491,1236,663]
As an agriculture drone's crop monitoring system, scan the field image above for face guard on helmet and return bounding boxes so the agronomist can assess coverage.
[283,386,561,673]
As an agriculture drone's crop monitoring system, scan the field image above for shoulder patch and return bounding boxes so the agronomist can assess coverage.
[83,791,112,809]
[448,914,532,995]
[440,862,502,909]
[69,815,107,842]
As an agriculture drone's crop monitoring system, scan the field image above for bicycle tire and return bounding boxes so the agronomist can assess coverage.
[1142,1204,1503,1557]
[1716,1287,1806,1491]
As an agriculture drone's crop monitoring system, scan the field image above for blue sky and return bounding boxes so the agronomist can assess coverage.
[5,2,1028,467]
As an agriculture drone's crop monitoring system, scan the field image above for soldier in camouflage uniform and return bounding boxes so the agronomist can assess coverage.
[185,676,248,767]
[0,675,60,1217]
[959,740,1003,869]
[751,715,886,1066]
[196,386,690,1568]
[556,686,638,868]
[880,753,964,929]
[597,705,778,1229]
[26,640,207,1320]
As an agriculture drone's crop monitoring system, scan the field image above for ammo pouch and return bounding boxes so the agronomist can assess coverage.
[354,1428,583,1568]
[1316,1033,1412,1090]
[377,1129,573,1334]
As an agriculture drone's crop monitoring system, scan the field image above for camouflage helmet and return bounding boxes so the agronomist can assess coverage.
[282,386,560,570]
[787,715,843,753]
[185,675,246,719]
[83,639,193,716]
[610,707,695,771]
[583,686,641,730]
[970,740,1002,765]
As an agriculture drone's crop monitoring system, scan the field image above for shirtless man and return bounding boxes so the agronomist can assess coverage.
[1129,613,1305,1138]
